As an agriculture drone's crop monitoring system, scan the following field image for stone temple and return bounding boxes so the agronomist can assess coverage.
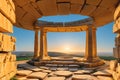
[0,0,120,80]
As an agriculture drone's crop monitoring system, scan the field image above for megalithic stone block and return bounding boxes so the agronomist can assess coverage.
[0,53,16,79]
[0,0,16,23]
[0,33,16,52]
[0,13,13,33]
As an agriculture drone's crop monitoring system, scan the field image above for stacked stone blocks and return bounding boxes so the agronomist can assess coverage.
[0,53,16,80]
[113,4,120,60]
[0,0,16,79]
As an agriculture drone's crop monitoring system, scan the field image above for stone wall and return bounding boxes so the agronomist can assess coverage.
[0,0,16,79]
[113,4,120,60]
[0,53,16,80]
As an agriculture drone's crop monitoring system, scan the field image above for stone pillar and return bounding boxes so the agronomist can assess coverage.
[39,28,50,60]
[92,28,97,58]
[33,29,39,60]
[85,27,93,62]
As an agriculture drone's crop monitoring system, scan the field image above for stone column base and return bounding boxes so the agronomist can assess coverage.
[74,57,105,68]
[28,57,105,68]
[40,56,51,61]
[84,58,105,68]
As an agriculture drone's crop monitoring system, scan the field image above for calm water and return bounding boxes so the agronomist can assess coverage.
[13,51,113,57]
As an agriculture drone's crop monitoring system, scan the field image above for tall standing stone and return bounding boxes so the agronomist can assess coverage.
[33,29,39,59]
[92,28,97,58]
[85,27,93,62]
[39,28,50,60]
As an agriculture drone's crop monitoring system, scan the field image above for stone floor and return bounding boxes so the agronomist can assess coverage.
[15,60,114,80]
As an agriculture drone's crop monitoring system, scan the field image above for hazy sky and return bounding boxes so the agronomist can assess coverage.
[12,14,116,52]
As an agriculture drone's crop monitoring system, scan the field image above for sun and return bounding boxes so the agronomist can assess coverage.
[65,47,70,50]
[64,47,71,52]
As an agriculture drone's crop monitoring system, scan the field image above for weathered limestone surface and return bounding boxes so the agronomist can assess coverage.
[0,33,16,52]
[85,27,98,63]
[113,4,120,33]
[0,53,16,80]
[97,76,113,80]
[108,61,120,80]
[113,34,120,59]
[112,71,120,80]
[92,70,112,76]
[116,64,120,73]
[74,70,93,74]
[109,60,118,71]
[28,72,48,79]
[0,0,16,80]
[39,28,51,60]
[114,4,120,20]
[17,70,32,76]
[72,75,99,80]
[16,61,120,80]
[113,17,120,33]
[0,0,16,23]
[33,29,39,59]
[0,13,13,33]
[46,77,65,80]
[54,71,72,77]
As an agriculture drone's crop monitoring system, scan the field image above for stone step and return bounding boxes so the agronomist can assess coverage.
[34,61,84,66]
[45,64,80,67]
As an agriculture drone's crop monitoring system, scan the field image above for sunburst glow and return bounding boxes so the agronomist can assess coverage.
[65,47,70,51]
[63,46,71,53]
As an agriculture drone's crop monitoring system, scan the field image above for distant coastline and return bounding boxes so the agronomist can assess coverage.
[13,51,113,57]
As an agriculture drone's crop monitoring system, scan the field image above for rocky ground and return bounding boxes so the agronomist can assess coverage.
[15,59,120,80]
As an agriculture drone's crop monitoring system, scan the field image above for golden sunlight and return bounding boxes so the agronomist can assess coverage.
[65,47,70,51]
[63,46,71,53]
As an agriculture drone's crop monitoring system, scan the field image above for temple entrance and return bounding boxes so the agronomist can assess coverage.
[30,21,104,67]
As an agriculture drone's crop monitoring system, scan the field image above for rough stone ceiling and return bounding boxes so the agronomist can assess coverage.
[13,0,119,31]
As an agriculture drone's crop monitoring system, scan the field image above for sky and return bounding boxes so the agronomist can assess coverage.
[12,14,116,53]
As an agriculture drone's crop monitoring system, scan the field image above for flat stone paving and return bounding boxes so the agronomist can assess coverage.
[16,60,113,80]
